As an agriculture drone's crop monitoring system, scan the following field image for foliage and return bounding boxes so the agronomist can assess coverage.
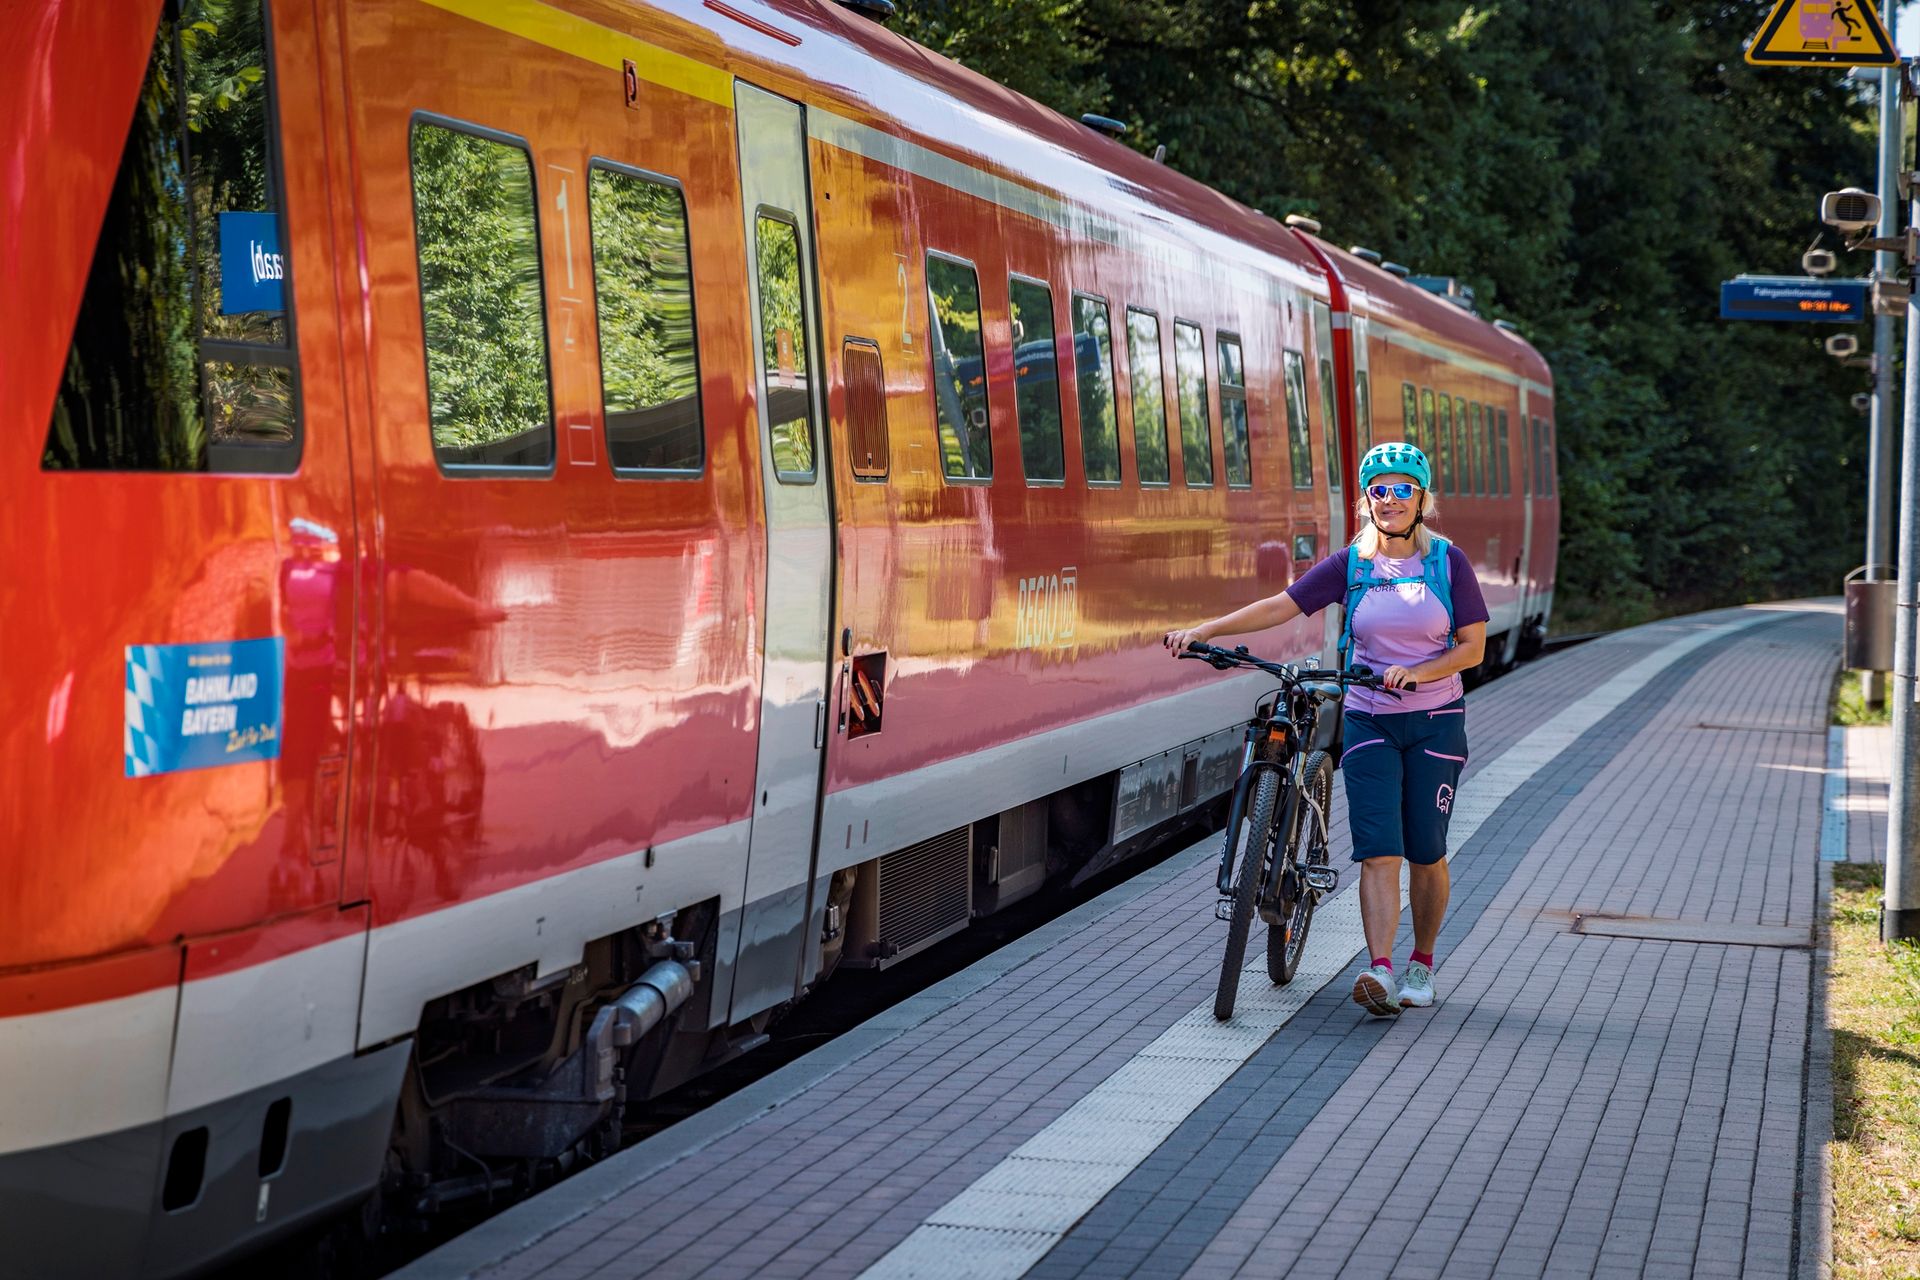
[1835,668,1895,727]
[894,0,1877,621]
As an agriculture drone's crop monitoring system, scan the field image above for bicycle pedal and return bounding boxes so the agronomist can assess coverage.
[1303,866,1340,894]
[1214,899,1234,922]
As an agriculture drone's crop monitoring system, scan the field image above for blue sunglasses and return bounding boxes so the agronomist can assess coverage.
[1366,483,1419,501]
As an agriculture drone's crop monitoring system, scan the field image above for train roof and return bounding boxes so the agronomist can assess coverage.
[723,0,1545,385]
[1314,241,1556,393]
[695,0,1332,290]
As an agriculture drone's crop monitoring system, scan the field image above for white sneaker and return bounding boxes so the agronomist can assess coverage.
[1398,960,1436,1008]
[1352,963,1401,1017]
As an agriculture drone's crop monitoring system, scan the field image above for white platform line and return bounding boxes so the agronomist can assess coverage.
[855,611,1776,1280]
[1821,726,1849,862]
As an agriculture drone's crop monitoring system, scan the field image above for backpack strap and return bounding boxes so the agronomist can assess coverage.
[1337,545,1369,668]
[1423,535,1457,650]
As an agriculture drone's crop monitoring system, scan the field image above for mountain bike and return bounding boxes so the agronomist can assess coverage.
[1178,643,1408,1020]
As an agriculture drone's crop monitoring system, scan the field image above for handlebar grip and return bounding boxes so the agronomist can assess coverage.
[1186,640,1210,653]
[1403,680,1418,692]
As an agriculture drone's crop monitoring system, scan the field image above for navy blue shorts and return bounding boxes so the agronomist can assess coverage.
[1339,699,1468,865]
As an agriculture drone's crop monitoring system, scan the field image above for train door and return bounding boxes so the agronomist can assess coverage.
[1310,300,1344,660]
[730,82,836,1021]
[1509,387,1533,664]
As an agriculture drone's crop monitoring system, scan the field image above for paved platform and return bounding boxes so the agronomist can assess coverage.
[398,601,1844,1280]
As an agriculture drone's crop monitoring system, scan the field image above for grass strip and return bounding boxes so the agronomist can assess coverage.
[1831,863,1920,1279]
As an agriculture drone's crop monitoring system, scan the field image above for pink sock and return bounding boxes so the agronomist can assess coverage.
[1372,956,1393,973]
[1411,950,1434,969]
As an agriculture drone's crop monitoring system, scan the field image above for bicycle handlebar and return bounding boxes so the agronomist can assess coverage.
[1177,641,1414,695]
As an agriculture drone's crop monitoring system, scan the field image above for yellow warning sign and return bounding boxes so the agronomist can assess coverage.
[1746,0,1898,67]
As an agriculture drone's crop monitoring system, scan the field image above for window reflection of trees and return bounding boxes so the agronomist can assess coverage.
[1009,279,1064,482]
[1127,310,1169,485]
[1283,351,1312,489]
[1074,297,1120,484]
[412,123,553,468]
[44,0,296,472]
[755,215,814,477]
[1219,335,1250,487]
[927,256,992,480]
[1175,322,1212,487]
[1319,355,1342,487]
[589,167,701,472]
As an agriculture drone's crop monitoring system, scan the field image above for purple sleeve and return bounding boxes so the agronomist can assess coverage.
[1284,551,1349,617]
[1448,545,1490,626]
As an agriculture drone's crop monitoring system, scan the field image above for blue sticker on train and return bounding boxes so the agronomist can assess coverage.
[217,211,286,314]
[124,638,285,777]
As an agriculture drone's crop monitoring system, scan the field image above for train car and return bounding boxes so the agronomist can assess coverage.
[0,0,1556,1274]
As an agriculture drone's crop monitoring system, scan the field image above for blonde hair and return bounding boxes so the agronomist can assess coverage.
[1351,488,1439,559]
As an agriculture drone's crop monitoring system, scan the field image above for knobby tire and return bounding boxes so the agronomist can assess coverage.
[1215,769,1281,1021]
[1268,750,1333,986]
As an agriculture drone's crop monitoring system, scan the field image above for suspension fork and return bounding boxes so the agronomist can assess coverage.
[1216,742,1293,894]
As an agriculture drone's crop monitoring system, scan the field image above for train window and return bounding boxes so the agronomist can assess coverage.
[927,253,992,481]
[1529,416,1542,496]
[757,215,817,479]
[412,120,554,470]
[1400,383,1418,450]
[1008,277,1065,483]
[1282,351,1312,489]
[1496,410,1511,496]
[1542,417,1555,495]
[1173,321,1213,487]
[587,163,701,474]
[1420,388,1436,458]
[843,339,888,480]
[1436,396,1454,496]
[44,0,300,474]
[1073,295,1122,485]
[1460,399,1476,496]
[1218,333,1251,488]
[1126,309,1171,485]
[1450,399,1465,496]
[1354,372,1373,454]
[1318,354,1342,489]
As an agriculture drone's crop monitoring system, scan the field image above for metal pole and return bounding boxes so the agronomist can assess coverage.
[1872,65,1900,578]
[1886,60,1920,944]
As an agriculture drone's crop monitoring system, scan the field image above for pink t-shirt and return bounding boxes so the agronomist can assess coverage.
[1286,545,1489,715]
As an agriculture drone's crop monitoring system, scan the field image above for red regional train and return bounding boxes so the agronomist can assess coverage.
[0,0,1558,1274]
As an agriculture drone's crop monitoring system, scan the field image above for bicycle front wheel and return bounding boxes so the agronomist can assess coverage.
[1216,769,1281,1021]
[1268,750,1333,986]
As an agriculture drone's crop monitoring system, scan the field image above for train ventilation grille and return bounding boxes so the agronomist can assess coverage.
[875,825,972,966]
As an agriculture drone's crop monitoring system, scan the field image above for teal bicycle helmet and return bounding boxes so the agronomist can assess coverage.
[1358,441,1431,490]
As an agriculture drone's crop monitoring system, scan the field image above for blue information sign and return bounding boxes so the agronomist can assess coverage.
[217,211,286,315]
[1720,275,1867,324]
[125,638,286,777]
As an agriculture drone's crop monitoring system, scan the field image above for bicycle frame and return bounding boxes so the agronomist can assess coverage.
[1213,695,1311,895]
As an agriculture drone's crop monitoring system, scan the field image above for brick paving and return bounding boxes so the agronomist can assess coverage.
[403,602,1841,1280]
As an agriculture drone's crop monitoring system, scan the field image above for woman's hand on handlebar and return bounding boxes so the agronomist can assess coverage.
[1380,664,1416,690]
[1163,625,1212,656]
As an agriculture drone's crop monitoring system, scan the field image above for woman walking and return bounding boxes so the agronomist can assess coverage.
[1164,443,1488,1015]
